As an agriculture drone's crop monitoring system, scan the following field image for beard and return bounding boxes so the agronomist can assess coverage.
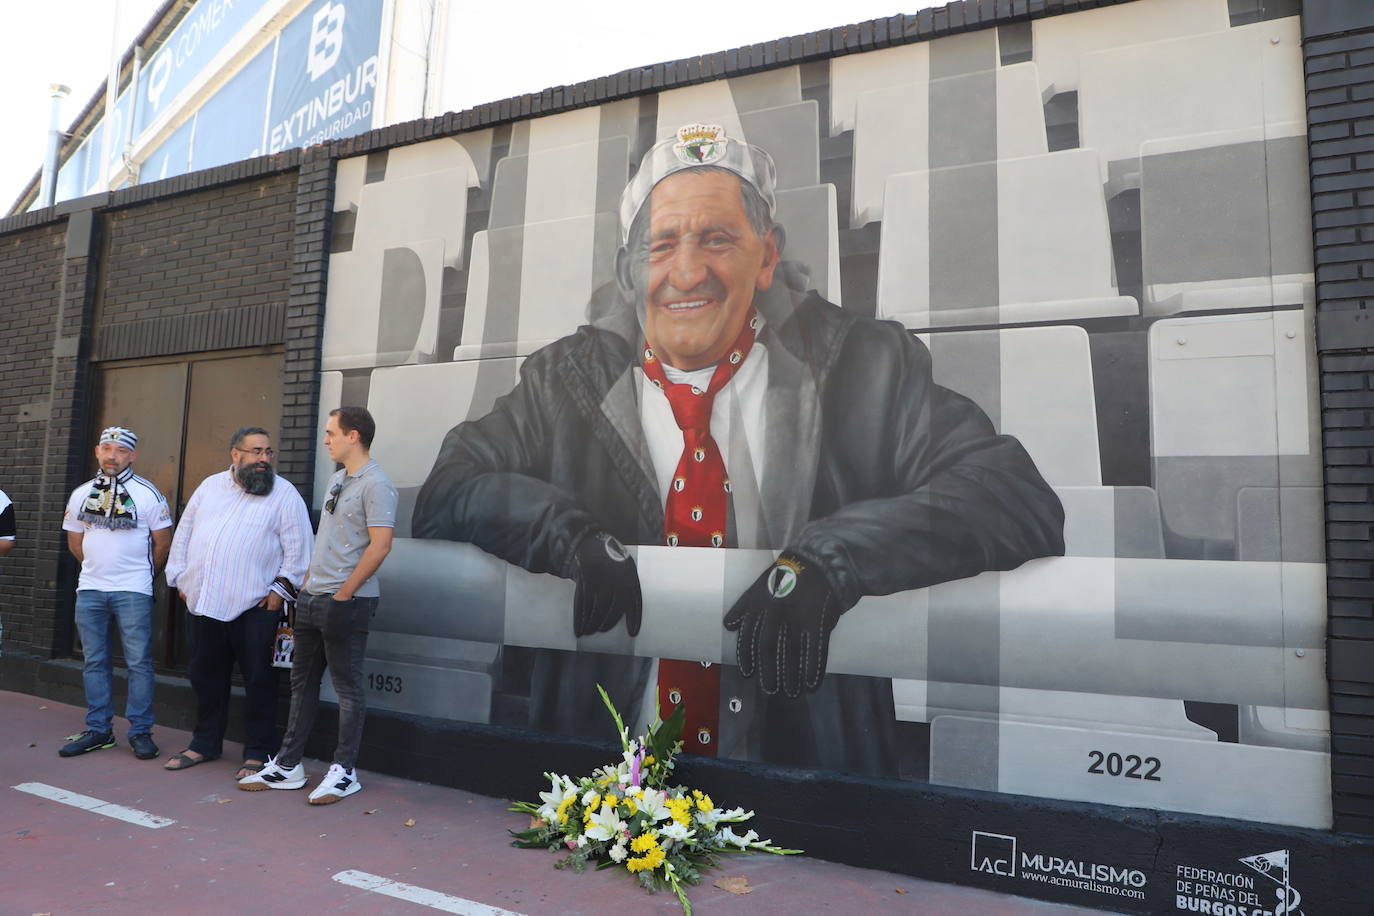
[234,461,276,496]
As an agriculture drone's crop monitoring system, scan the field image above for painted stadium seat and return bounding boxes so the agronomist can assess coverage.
[322,157,479,370]
[455,212,620,360]
[1148,309,1321,558]
[878,149,1136,329]
[1030,0,1230,97]
[737,100,821,190]
[775,184,842,306]
[923,324,1102,487]
[1139,134,1314,316]
[1077,18,1305,191]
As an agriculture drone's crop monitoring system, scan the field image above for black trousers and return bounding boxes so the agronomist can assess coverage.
[277,592,377,771]
[186,606,280,761]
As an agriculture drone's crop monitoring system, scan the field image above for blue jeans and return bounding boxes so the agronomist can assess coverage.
[74,590,156,735]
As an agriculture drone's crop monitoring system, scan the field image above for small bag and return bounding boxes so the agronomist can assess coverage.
[271,606,294,668]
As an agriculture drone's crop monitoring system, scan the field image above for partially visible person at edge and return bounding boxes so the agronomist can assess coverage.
[240,407,396,804]
[58,427,173,760]
[164,427,312,781]
[0,486,15,652]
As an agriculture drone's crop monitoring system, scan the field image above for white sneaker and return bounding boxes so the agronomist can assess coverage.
[238,757,307,791]
[308,763,361,805]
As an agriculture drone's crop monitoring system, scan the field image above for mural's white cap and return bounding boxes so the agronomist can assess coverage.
[619,123,777,244]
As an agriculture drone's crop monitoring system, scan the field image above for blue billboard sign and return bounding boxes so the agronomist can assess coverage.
[136,0,273,136]
[141,119,195,183]
[267,0,383,153]
[190,43,275,171]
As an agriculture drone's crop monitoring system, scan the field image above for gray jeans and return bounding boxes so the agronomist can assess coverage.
[276,591,377,771]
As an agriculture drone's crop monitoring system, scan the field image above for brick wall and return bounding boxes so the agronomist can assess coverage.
[1305,0,1374,836]
[0,158,307,660]
[94,172,297,362]
[0,221,68,656]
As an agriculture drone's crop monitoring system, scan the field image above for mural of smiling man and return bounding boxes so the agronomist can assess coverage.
[413,123,1065,777]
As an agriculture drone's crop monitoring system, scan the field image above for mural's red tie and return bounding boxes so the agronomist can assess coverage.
[641,311,760,756]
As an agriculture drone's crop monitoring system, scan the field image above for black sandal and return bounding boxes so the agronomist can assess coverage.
[236,760,266,780]
[164,750,218,771]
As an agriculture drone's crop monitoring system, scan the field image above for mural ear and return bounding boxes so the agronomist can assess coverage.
[614,246,635,302]
[755,226,783,292]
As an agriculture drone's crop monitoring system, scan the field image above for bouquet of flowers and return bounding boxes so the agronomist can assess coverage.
[510,685,800,914]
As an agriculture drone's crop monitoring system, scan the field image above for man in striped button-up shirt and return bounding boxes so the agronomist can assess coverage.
[164,427,313,779]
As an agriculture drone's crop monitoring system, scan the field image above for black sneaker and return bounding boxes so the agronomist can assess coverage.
[129,733,160,760]
[59,730,115,757]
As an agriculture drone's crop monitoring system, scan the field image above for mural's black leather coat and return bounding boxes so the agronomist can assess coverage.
[415,291,1064,598]
[413,290,1065,776]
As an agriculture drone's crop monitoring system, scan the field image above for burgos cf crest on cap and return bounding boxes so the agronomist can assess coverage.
[673,123,728,165]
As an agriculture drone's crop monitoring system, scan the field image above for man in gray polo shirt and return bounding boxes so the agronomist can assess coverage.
[240,406,396,803]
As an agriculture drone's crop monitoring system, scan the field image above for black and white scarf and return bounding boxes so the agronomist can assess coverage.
[78,466,138,530]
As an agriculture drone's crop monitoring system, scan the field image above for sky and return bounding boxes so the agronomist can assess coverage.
[0,0,932,212]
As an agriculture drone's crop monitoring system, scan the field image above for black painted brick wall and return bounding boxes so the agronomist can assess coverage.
[99,173,296,331]
[0,222,67,656]
[1306,1,1374,836]
[277,149,336,500]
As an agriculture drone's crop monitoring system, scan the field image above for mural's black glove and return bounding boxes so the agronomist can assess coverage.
[723,552,840,698]
[570,531,642,638]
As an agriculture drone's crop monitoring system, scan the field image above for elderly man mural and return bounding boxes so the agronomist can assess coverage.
[414,124,1065,776]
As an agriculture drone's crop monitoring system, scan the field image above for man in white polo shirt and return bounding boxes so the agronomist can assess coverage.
[60,426,173,759]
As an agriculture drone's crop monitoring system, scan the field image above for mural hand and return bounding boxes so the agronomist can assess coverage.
[571,531,642,638]
[723,552,838,699]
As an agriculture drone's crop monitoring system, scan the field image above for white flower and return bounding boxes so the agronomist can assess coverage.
[537,774,574,822]
[584,802,627,842]
[582,789,599,806]
[609,841,628,863]
[716,827,760,848]
[659,822,692,842]
[577,835,588,848]
[701,806,750,829]
[635,788,673,822]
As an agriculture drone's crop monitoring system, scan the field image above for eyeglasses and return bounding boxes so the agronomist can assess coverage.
[325,482,343,514]
[235,447,275,457]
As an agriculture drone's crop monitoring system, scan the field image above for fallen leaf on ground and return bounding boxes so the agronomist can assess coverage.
[319,834,327,838]
[216,799,232,805]
[404,818,416,827]
[38,706,47,710]
[714,876,752,895]
[364,809,378,815]
[895,888,908,894]
[28,743,37,748]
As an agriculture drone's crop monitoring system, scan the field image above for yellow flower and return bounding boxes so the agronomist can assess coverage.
[605,794,618,808]
[626,845,666,873]
[585,793,601,811]
[666,798,693,826]
[625,798,639,815]
[643,755,654,765]
[556,794,576,825]
[694,791,714,812]
[631,832,659,853]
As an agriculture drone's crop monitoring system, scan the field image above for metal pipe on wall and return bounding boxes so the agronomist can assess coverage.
[39,84,71,209]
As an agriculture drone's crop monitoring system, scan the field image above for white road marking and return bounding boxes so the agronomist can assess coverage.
[12,782,175,829]
[332,870,526,915]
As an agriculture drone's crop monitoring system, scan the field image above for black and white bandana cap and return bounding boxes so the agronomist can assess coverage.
[99,426,138,450]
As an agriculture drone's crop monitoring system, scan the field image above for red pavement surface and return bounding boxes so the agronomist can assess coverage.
[2,691,1123,916]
